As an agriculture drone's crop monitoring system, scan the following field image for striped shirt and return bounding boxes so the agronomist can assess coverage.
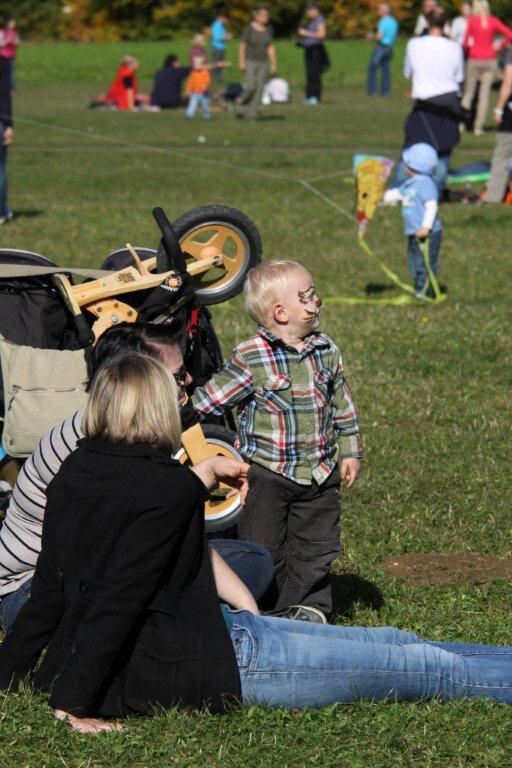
[0,410,84,597]
[192,327,362,485]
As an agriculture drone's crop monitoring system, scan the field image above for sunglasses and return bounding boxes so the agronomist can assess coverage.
[173,367,188,387]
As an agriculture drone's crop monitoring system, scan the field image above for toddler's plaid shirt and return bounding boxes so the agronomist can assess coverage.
[192,327,362,485]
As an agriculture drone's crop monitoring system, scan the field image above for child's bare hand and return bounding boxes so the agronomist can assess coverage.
[340,458,361,488]
[212,457,250,505]
[416,227,429,239]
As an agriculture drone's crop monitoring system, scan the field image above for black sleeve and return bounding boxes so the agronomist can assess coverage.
[49,468,208,716]
[0,58,12,128]
[122,75,134,89]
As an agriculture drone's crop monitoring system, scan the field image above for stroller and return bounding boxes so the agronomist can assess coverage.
[0,204,262,531]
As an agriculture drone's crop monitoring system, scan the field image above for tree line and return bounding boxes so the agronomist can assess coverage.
[0,0,510,42]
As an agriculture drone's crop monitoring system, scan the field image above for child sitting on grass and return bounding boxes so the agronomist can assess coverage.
[192,261,362,620]
[383,143,443,299]
[185,55,212,119]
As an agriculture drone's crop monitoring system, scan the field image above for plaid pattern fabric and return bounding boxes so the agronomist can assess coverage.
[192,327,362,485]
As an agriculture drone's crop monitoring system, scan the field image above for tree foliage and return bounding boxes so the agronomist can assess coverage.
[1,0,511,41]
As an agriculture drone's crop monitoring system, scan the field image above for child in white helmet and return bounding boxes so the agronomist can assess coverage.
[383,142,442,299]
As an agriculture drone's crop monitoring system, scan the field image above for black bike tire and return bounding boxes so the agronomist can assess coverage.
[171,205,262,306]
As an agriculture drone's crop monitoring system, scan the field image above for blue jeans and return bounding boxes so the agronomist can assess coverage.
[209,539,274,602]
[186,93,211,119]
[228,610,512,707]
[0,121,9,217]
[392,155,450,195]
[367,45,393,97]
[0,578,32,631]
[407,230,442,291]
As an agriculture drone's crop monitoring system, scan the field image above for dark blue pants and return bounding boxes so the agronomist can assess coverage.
[209,538,274,601]
[407,230,442,292]
[367,45,392,97]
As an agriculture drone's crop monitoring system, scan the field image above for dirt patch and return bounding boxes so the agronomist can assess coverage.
[382,553,512,587]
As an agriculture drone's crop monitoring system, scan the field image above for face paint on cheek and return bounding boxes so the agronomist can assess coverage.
[298,286,316,304]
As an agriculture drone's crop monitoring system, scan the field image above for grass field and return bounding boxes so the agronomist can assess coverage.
[1,39,512,768]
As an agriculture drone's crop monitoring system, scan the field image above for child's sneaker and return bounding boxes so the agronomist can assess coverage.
[303,97,319,105]
[0,209,14,225]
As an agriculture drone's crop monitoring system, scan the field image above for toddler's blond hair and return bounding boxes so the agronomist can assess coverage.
[244,260,310,327]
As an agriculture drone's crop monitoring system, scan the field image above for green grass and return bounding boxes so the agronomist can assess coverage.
[1,40,512,768]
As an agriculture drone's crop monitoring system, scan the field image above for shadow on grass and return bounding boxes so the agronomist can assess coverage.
[331,572,385,618]
[13,209,44,219]
[364,282,396,295]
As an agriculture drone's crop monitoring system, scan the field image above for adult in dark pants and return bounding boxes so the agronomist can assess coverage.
[393,9,464,193]
[0,53,13,225]
[366,3,399,97]
[297,3,328,105]
[210,12,231,84]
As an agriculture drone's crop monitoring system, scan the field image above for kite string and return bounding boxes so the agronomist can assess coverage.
[6,112,355,186]
[5,112,443,303]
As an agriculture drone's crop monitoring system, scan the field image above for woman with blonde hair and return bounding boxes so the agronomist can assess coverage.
[0,354,255,732]
[3,356,512,733]
[461,0,512,135]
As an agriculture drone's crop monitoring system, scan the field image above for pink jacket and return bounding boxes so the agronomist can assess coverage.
[463,15,512,60]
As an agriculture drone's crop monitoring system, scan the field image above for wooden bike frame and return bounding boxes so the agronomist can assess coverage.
[53,247,224,341]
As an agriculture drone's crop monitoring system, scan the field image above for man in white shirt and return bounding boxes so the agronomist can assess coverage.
[392,9,464,192]
[405,23,464,100]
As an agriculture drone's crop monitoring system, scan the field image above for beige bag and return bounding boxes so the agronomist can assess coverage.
[0,337,88,457]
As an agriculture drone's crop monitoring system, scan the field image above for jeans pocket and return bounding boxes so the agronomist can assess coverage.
[231,624,256,670]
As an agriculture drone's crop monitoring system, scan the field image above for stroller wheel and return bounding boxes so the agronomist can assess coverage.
[171,205,262,305]
[175,424,244,532]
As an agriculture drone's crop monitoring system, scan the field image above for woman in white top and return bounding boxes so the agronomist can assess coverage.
[450,2,472,46]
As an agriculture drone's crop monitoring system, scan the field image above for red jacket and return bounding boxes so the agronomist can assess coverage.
[463,15,512,60]
[106,64,138,109]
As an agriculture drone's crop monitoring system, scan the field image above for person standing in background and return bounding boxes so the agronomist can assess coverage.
[366,3,399,97]
[185,56,212,120]
[393,8,464,193]
[189,34,207,66]
[485,47,512,202]
[237,8,276,121]
[0,18,20,90]
[210,12,231,84]
[461,0,512,136]
[297,4,328,105]
[414,0,439,35]
[450,2,472,46]
[0,51,13,225]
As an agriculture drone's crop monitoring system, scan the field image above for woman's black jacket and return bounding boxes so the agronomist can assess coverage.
[0,438,241,716]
